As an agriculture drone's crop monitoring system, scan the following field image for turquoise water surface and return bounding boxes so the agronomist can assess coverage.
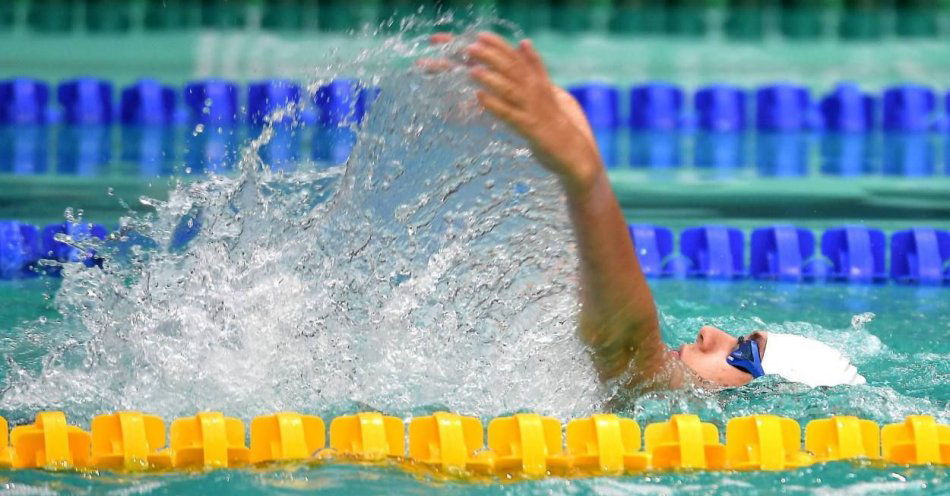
[0,277,947,494]
[0,23,948,495]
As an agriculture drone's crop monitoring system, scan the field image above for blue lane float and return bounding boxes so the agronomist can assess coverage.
[4,77,950,175]
[248,79,301,126]
[818,83,876,176]
[119,79,177,126]
[184,79,239,125]
[3,221,949,286]
[629,82,683,131]
[56,78,113,176]
[119,80,178,176]
[628,83,683,169]
[821,226,887,284]
[882,84,936,133]
[755,83,811,177]
[0,221,40,279]
[184,79,241,173]
[248,80,302,170]
[41,222,108,265]
[890,228,950,285]
[0,78,49,125]
[692,84,747,173]
[312,79,370,166]
[57,78,113,125]
[882,84,937,177]
[750,225,817,282]
[755,83,811,132]
[680,226,745,279]
[694,84,746,132]
[568,83,620,167]
[627,224,683,277]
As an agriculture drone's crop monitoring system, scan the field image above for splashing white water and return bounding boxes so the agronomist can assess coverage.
[1,20,606,422]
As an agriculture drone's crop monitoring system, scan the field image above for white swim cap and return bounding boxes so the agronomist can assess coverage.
[761,332,866,387]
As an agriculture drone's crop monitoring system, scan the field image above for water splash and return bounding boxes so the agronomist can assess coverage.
[0,18,604,423]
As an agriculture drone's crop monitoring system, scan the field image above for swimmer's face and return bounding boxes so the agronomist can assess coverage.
[674,326,768,387]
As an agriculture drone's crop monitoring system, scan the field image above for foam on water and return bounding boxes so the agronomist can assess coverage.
[0,18,605,422]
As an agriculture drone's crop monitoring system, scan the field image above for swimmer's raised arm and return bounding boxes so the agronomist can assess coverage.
[462,33,672,385]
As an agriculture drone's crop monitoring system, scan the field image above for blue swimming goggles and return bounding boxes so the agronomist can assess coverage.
[726,336,765,378]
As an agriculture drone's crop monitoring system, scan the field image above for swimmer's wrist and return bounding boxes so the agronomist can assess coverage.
[558,156,603,199]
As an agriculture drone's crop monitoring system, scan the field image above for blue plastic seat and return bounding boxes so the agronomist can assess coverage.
[629,82,683,130]
[569,83,621,167]
[0,78,49,124]
[882,84,935,132]
[819,83,875,133]
[755,83,811,131]
[750,225,815,281]
[41,222,108,266]
[694,131,745,171]
[120,79,177,125]
[314,79,365,127]
[0,221,40,279]
[820,226,887,283]
[57,78,113,125]
[756,131,808,177]
[680,226,745,279]
[568,83,620,130]
[890,228,950,285]
[248,79,301,126]
[627,224,676,277]
[820,133,873,176]
[695,84,746,132]
[882,132,933,177]
[184,79,239,125]
[819,85,875,176]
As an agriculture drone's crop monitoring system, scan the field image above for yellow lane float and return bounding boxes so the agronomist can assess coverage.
[90,411,171,470]
[805,415,880,462]
[0,411,944,475]
[725,415,813,470]
[881,415,950,465]
[11,411,91,469]
[408,411,483,472]
[644,414,726,470]
[169,412,249,469]
[566,414,649,474]
[329,412,404,461]
[249,412,325,464]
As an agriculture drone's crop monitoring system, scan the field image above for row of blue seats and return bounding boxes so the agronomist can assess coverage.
[2,78,950,134]
[0,124,358,175]
[1,220,948,285]
[3,125,948,178]
[0,78,374,127]
[569,82,950,133]
[629,225,949,285]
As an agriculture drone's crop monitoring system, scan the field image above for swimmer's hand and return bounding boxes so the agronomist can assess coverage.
[464,33,601,194]
[422,33,669,388]
[420,32,601,194]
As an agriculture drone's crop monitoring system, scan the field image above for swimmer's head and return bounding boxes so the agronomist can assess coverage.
[674,326,764,387]
[673,326,866,388]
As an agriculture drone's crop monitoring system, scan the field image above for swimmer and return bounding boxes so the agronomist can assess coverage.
[422,32,864,390]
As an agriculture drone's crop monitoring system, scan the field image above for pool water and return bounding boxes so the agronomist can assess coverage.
[0,278,947,494]
[0,22,948,496]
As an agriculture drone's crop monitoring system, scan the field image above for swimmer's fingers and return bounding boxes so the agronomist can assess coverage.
[430,32,455,44]
[416,57,457,73]
[476,32,520,59]
[470,67,522,108]
[518,39,548,78]
[477,90,527,129]
[467,41,524,82]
